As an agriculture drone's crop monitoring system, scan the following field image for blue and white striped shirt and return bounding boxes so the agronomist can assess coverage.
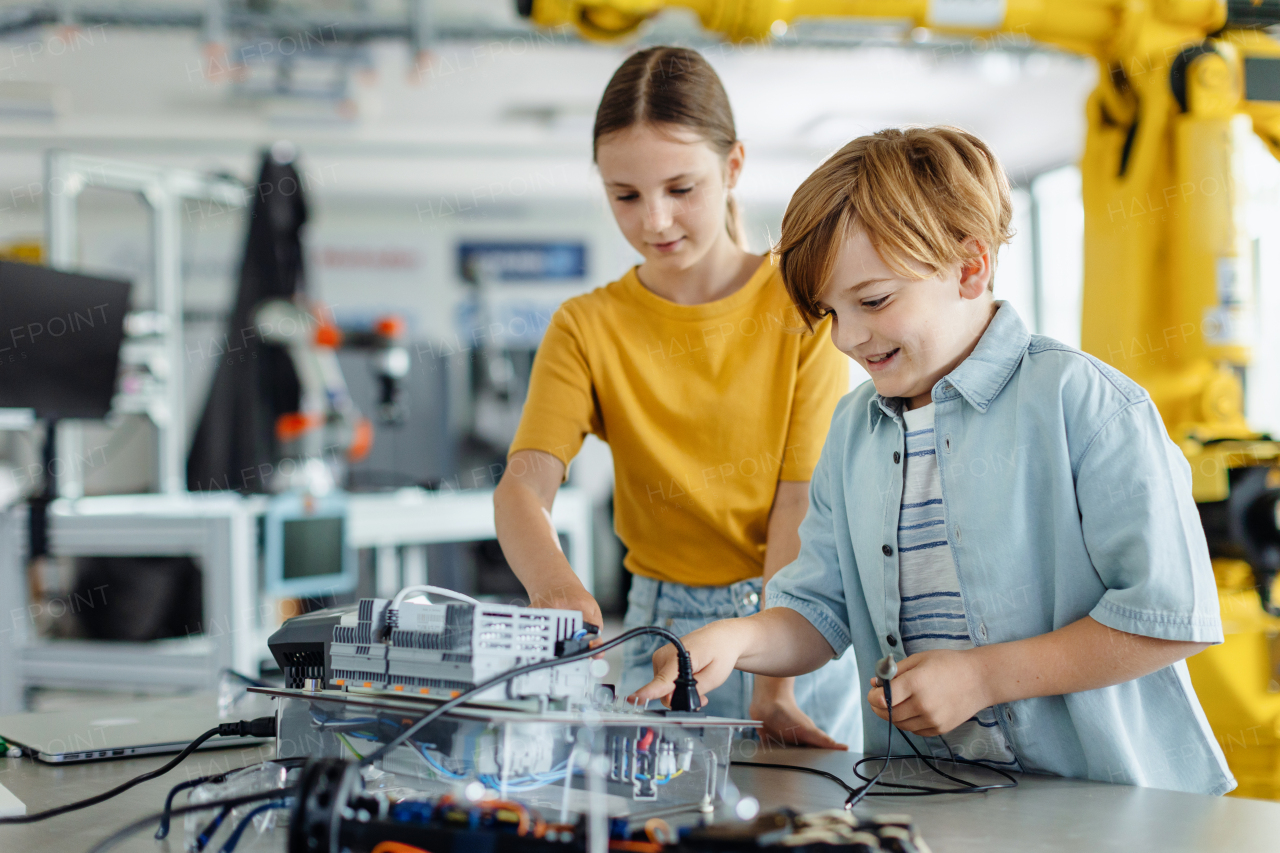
[898,403,1017,767]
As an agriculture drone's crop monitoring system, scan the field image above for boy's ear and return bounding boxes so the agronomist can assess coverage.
[957,238,993,299]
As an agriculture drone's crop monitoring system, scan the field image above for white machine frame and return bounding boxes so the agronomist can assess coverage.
[0,487,592,714]
[44,150,246,497]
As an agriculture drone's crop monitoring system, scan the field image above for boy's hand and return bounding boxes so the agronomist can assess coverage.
[866,649,993,737]
[628,619,748,708]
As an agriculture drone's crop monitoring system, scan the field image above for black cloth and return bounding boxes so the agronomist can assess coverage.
[187,153,308,493]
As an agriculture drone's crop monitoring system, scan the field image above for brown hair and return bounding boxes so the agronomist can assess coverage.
[776,126,1013,330]
[593,46,746,248]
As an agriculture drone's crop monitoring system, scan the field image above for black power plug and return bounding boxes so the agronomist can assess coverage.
[668,650,702,712]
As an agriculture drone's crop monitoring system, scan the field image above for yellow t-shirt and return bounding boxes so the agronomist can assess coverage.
[510,256,847,587]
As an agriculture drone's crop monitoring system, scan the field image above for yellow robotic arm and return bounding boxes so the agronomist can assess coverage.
[522,0,1280,800]
[528,0,1124,50]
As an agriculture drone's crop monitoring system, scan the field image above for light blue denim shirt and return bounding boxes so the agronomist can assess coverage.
[766,302,1234,795]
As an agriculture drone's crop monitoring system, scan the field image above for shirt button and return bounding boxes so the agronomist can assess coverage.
[978,622,988,640]
[745,592,759,607]
[882,544,894,557]
[886,634,898,647]
[893,451,901,464]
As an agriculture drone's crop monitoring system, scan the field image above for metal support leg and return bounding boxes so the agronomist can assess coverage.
[0,506,29,713]
[403,544,427,588]
[375,546,400,598]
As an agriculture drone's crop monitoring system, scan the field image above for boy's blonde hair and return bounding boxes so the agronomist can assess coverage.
[776,126,1013,331]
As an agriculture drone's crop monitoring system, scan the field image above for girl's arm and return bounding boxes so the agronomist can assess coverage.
[750,480,848,748]
[494,449,603,629]
[866,616,1209,736]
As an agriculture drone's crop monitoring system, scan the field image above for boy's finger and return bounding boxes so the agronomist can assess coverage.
[629,671,676,704]
[895,654,925,673]
[889,712,929,733]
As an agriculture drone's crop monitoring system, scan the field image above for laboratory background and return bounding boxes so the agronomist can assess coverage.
[0,2,1279,852]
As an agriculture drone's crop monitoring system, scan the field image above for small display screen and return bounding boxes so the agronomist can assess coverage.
[1245,57,1280,103]
[282,516,344,580]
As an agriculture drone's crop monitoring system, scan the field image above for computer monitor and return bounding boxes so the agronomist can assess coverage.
[263,490,358,598]
[0,261,130,419]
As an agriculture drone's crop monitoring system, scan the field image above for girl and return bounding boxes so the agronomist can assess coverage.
[493,46,859,748]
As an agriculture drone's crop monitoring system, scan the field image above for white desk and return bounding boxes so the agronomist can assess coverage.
[0,487,592,713]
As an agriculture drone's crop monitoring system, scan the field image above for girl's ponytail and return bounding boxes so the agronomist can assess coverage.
[725,193,747,249]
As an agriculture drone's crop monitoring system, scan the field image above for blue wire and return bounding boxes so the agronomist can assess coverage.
[217,800,290,853]
[195,805,232,851]
[416,744,468,780]
[313,711,580,789]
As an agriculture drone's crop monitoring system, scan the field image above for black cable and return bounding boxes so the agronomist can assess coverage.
[850,735,1019,796]
[155,773,228,839]
[85,788,297,853]
[729,675,1018,806]
[358,625,696,767]
[845,676,895,808]
[0,717,277,825]
[730,760,858,798]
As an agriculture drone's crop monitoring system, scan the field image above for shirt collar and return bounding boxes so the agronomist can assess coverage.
[866,301,1030,431]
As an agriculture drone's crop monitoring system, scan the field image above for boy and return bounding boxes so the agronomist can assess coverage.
[633,126,1234,795]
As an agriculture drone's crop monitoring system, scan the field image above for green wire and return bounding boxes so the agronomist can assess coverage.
[336,733,365,760]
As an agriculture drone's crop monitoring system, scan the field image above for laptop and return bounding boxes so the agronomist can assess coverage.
[0,694,269,764]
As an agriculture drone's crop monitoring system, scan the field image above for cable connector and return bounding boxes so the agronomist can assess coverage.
[217,717,277,738]
[668,651,701,713]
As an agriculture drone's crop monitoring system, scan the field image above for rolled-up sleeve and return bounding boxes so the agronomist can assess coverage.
[766,430,855,657]
[1076,399,1223,643]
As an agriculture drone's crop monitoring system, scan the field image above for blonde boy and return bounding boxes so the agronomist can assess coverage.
[635,127,1233,794]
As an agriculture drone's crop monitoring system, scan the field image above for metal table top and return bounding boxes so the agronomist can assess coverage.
[730,743,1280,853]
[2,741,1278,852]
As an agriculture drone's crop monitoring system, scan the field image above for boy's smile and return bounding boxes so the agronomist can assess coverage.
[815,227,997,409]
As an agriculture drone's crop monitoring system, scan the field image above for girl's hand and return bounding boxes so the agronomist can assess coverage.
[865,648,994,737]
[628,619,749,708]
[529,585,604,634]
[750,678,847,750]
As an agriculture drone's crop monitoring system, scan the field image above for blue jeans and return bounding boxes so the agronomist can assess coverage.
[618,575,863,750]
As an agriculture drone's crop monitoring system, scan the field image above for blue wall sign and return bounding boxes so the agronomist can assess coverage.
[457,241,587,283]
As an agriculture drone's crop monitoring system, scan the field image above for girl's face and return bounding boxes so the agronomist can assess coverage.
[596,123,744,273]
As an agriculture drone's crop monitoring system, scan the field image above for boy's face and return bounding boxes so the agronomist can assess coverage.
[816,227,996,409]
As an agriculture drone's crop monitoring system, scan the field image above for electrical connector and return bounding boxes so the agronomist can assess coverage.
[668,650,702,713]
[217,717,277,739]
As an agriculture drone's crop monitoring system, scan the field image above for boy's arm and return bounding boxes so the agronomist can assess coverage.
[635,412,856,709]
[751,480,849,749]
[867,616,1208,736]
[630,607,837,706]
